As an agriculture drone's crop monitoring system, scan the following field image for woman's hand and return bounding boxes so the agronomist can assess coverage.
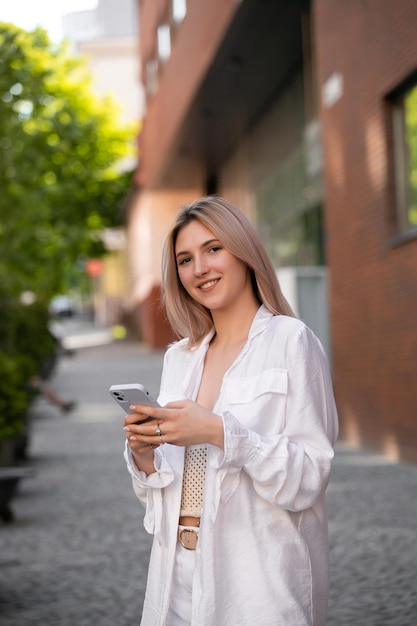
[124,411,160,476]
[124,400,224,451]
[124,411,161,453]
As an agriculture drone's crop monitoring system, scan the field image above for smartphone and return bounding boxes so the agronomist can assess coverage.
[109,383,160,417]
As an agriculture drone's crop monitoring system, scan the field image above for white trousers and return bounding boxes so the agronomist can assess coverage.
[166,529,197,625]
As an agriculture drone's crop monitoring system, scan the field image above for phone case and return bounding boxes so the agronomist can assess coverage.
[109,383,160,413]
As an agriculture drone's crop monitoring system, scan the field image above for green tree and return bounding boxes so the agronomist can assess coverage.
[0,22,136,298]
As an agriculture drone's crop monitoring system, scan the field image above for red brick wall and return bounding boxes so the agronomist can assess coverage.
[314,0,417,461]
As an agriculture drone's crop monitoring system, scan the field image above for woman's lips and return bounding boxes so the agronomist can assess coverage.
[198,278,219,290]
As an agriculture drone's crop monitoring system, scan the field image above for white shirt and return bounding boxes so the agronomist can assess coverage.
[125,306,338,625]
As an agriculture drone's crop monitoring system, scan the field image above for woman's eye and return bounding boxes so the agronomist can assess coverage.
[178,257,191,266]
[209,246,222,253]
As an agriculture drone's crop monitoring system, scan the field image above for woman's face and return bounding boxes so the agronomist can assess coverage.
[175,220,253,313]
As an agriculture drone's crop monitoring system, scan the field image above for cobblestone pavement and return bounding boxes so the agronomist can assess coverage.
[0,338,161,626]
[1,334,416,625]
[326,444,417,625]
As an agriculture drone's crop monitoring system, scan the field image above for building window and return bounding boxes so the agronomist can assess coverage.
[157,24,171,62]
[172,0,187,23]
[388,73,417,236]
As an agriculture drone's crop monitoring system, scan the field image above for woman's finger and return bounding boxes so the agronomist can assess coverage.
[124,411,154,427]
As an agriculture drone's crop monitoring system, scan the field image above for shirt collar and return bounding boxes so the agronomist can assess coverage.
[195,304,273,352]
[248,304,274,339]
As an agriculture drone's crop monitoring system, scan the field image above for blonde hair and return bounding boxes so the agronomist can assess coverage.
[162,196,295,344]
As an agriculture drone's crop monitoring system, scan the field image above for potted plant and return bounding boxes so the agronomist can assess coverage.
[0,299,56,522]
[0,353,35,522]
[0,354,29,465]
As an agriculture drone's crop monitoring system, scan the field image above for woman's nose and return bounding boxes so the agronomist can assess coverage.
[193,256,209,276]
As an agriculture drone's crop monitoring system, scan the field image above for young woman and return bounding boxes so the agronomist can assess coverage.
[123,196,338,626]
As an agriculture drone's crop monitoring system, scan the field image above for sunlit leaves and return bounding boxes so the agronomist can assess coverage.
[0,22,136,298]
[404,86,417,226]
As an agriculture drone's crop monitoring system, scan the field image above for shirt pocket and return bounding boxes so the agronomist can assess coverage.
[223,368,288,434]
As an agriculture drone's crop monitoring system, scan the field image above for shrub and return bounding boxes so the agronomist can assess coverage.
[0,354,29,440]
[0,298,57,441]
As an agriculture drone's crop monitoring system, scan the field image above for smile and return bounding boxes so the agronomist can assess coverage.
[198,279,219,290]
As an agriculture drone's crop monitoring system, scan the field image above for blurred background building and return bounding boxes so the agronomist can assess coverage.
[63,0,143,127]
[124,0,417,463]
[63,0,144,327]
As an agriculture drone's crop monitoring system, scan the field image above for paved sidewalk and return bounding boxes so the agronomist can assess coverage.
[1,336,416,625]
[0,339,163,626]
[326,444,417,625]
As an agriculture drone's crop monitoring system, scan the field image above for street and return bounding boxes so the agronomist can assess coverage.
[1,334,416,625]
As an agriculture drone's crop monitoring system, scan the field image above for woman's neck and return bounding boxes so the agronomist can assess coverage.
[211,298,260,348]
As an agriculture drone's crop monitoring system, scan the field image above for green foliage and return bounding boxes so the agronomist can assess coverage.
[0,23,136,441]
[405,85,417,227]
[0,355,28,440]
[0,298,57,440]
[0,22,136,298]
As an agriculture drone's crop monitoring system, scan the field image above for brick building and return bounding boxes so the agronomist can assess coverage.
[315,0,417,462]
[126,0,417,462]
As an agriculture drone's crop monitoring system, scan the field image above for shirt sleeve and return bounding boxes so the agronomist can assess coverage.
[209,324,339,512]
[122,346,177,532]
[124,441,175,534]
[124,442,174,490]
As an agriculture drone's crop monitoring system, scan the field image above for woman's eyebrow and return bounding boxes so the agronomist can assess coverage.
[176,239,220,258]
